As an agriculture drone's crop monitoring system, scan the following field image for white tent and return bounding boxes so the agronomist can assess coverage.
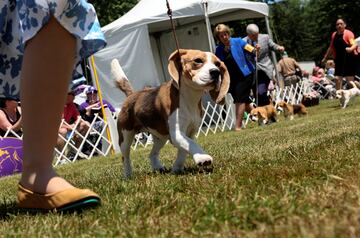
[92,0,269,110]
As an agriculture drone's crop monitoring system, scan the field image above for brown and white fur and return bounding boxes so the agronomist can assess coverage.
[112,49,230,178]
[249,102,277,125]
[336,81,360,109]
[276,101,307,120]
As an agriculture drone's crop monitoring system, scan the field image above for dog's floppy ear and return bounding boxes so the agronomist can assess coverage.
[168,49,187,89]
[209,60,230,105]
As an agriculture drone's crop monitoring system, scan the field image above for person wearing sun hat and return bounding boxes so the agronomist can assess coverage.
[0,95,22,137]
[77,85,115,155]
[79,86,115,125]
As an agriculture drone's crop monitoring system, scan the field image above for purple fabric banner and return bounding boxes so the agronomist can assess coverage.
[0,138,23,177]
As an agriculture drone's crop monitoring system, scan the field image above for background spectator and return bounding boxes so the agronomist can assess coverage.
[325,59,335,79]
[79,86,115,126]
[78,86,115,154]
[277,52,302,87]
[243,23,285,106]
[0,96,22,137]
[322,18,357,89]
[57,89,90,156]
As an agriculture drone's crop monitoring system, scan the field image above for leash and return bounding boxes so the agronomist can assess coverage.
[255,47,259,106]
[165,0,182,86]
[166,0,181,57]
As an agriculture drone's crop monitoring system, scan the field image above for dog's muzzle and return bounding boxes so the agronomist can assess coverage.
[209,68,221,90]
[249,114,258,121]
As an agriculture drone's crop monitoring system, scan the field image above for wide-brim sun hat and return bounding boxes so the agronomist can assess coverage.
[85,86,98,94]
[1,95,20,102]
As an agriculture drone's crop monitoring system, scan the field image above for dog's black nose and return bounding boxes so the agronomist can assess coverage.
[209,68,220,80]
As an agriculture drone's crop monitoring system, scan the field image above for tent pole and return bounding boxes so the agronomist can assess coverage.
[89,56,114,155]
[203,1,215,52]
[265,16,282,89]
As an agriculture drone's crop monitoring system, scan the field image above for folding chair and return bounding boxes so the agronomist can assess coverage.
[2,128,23,139]
[313,81,336,99]
[54,119,90,165]
[132,132,153,150]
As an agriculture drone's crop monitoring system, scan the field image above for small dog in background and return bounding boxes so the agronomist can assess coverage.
[336,81,360,109]
[249,102,277,125]
[276,101,307,120]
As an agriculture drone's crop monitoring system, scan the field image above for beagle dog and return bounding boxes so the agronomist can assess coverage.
[249,102,277,125]
[336,81,360,109]
[276,101,307,120]
[112,49,230,178]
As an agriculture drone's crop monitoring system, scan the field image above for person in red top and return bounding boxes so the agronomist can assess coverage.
[322,18,358,89]
[63,94,80,124]
[57,90,89,152]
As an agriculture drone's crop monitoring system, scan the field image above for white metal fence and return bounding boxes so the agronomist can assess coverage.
[1,112,113,166]
[2,81,313,165]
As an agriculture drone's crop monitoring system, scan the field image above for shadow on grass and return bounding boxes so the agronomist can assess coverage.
[0,201,99,219]
[0,202,21,220]
[146,166,214,176]
[329,104,341,109]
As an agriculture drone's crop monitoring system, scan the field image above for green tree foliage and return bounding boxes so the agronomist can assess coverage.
[92,0,360,65]
[92,0,139,26]
[270,0,314,61]
[305,0,360,63]
[269,0,360,63]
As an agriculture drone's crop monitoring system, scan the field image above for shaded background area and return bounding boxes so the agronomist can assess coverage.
[92,0,360,66]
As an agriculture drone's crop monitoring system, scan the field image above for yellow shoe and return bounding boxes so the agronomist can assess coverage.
[17,184,101,213]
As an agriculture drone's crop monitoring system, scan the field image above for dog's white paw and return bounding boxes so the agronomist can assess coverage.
[193,153,213,166]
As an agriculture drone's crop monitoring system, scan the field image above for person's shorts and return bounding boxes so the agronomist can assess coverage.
[0,0,106,98]
[284,75,300,87]
[335,53,357,77]
[229,73,253,103]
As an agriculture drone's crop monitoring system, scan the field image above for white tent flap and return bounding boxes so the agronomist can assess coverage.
[93,0,268,109]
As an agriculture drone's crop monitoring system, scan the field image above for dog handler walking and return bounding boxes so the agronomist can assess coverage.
[243,23,285,106]
[322,18,358,90]
[214,24,258,131]
[0,0,106,212]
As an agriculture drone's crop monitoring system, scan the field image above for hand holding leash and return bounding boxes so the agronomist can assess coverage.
[255,43,261,56]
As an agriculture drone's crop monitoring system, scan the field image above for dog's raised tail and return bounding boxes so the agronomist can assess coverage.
[349,80,360,89]
[111,59,134,96]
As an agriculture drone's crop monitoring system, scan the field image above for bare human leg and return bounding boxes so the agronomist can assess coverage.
[235,102,245,131]
[335,76,343,90]
[19,17,76,194]
[245,103,254,113]
[345,76,354,87]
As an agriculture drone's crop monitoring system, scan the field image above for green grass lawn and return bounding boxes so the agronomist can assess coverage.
[1,98,360,237]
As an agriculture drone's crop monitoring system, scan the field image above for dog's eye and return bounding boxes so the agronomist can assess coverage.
[215,61,221,67]
[194,58,203,64]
